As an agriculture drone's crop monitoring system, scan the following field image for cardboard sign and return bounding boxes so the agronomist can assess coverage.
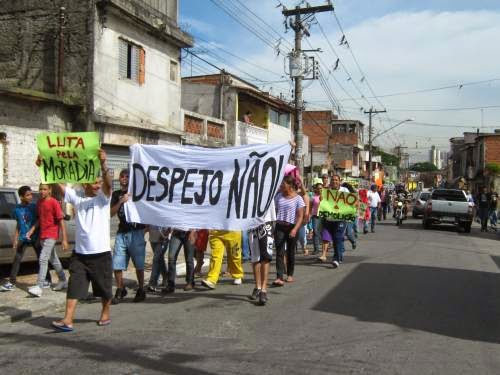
[318,189,359,222]
[37,132,100,183]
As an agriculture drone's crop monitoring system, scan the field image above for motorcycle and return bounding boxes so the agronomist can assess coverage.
[395,201,404,226]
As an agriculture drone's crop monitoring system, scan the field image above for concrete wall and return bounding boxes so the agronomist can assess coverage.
[0,0,93,106]
[268,122,292,144]
[181,82,220,118]
[93,9,182,131]
[0,96,73,187]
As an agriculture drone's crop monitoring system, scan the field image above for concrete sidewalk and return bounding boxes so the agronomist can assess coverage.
[0,244,210,325]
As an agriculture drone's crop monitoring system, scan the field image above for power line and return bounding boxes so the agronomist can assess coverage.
[337,77,500,102]
[191,34,285,78]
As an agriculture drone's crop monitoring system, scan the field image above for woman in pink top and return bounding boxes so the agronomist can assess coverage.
[273,176,305,286]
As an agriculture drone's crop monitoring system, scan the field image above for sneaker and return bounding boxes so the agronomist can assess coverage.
[42,281,52,289]
[233,278,243,285]
[258,291,268,305]
[332,261,340,269]
[249,288,261,300]
[352,243,357,250]
[147,285,161,294]
[200,279,215,289]
[28,285,43,297]
[133,288,146,303]
[183,284,194,291]
[1,282,15,292]
[52,280,68,291]
[111,287,127,305]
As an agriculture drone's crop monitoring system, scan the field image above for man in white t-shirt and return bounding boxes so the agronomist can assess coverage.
[367,184,381,233]
[49,149,113,332]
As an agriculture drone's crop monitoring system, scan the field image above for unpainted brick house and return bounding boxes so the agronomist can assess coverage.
[0,0,192,188]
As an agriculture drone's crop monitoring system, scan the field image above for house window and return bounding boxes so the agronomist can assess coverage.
[170,60,178,82]
[270,108,290,128]
[119,38,145,85]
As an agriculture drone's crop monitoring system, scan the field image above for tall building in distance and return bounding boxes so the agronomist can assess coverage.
[429,145,442,169]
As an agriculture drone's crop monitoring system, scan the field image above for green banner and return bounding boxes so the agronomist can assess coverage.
[318,189,359,222]
[37,132,100,183]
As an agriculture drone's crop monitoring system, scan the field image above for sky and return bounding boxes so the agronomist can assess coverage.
[179,0,500,162]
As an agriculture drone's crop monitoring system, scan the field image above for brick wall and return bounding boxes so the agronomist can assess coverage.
[331,132,357,145]
[0,97,72,188]
[485,136,500,164]
[184,115,203,134]
[0,0,93,105]
[207,121,224,139]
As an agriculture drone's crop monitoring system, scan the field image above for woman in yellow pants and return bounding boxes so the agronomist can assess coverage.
[201,230,244,289]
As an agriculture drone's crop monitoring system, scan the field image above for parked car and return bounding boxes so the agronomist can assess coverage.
[412,190,431,218]
[0,187,75,265]
[422,189,473,232]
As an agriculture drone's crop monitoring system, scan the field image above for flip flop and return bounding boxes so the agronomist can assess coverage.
[52,320,74,332]
[272,280,285,287]
[97,319,111,326]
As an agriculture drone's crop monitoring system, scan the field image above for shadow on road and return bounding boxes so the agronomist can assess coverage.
[313,262,500,344]
[1,328,217,375]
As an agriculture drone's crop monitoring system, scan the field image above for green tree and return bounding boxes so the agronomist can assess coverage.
[376,150,400,166]
[410,162,438,172]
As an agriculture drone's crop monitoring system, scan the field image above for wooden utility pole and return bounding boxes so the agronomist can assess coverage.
[364,107,386,181]
[282,2,333,176]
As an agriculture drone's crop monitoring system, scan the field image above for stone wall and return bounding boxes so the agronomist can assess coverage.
[0,0,93,106]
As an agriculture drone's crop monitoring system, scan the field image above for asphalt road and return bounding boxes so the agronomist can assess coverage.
[0,219,499,375]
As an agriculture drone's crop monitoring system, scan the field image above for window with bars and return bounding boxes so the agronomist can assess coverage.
[119,38,145,85]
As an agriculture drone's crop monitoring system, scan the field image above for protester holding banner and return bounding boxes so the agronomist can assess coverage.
[147,226,170,293]
[164,230,196,293]
[50,149,114,332]
[320,175,350,268]
[111,169,147,304]
[201,230,244,289]
[273,175,305,286]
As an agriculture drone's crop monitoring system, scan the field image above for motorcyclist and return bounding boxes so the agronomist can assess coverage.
[393,184,410,219]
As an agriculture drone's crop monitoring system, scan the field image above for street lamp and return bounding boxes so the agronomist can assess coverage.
[368,118,413,181]
[372,118,414,142]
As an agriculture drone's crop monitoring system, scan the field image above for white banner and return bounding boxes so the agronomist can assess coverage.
[125,143,291,230]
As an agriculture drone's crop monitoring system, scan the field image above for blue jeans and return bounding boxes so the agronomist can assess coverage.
[297,224,306,251]
[346,221,356,246]
[241,231,250,260]
[167,230,195,288]
[490,209,497,226]
[311,216,322,253]
[370,207,378,231]
[149,240,169,287]
[323,221,346,262]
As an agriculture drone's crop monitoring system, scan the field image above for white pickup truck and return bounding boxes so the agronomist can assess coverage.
[0,187,75,265]
[422,189,473,232]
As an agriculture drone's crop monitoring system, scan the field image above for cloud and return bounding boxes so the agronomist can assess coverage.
[180,17,215,36]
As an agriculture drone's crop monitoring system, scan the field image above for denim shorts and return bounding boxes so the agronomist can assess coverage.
[113,230,146,271]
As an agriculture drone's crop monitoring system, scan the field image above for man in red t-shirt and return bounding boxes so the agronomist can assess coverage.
[27,184,69,297]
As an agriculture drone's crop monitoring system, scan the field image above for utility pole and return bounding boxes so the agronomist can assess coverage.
[364,107,386,182]
[283,2,333,176]
[57,7,66,97]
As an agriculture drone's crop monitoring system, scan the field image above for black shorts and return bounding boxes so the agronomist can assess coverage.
[67,251,113,300]
[249,222,274,263]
